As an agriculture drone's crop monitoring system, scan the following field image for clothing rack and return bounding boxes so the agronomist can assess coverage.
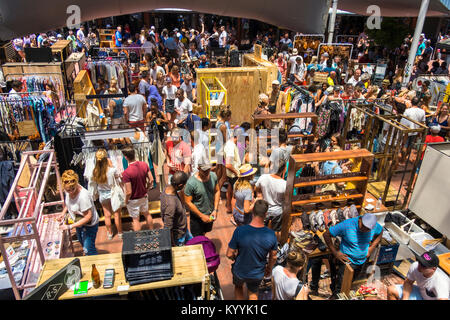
[285,80,313,99]
[0,94,68,142]
[4,73,66,105]
[84,58,129,93]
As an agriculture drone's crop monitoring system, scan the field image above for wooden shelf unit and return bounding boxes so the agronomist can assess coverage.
[280,149,374,244]
[73,70,106,129]
[99,29,115,48]
[341,103,428,208]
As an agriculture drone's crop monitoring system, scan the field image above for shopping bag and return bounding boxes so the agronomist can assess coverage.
[111,177,125,212]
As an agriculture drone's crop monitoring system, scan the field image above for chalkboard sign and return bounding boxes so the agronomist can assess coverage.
[23,258,81,300]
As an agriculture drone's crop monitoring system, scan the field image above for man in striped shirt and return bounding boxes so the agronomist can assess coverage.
[323,213,383,299]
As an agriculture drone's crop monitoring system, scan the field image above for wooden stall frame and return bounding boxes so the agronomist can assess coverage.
[73,70,106,129]
[281,149,374,245]
[341,103,428,208]
[251,112,318,140]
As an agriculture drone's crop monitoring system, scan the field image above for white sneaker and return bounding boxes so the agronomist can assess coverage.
[107,232,113,240]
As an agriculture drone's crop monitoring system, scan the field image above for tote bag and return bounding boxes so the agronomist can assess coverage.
[111,176,126,212]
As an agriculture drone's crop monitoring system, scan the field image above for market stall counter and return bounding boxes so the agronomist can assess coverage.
[35,244,209,300]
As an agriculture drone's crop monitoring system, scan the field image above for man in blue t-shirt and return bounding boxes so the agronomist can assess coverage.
[227,199,278,300]
[323,213,383,298]
[115,26,123,48]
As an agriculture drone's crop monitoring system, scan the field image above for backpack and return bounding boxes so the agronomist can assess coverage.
[186,236,220,273]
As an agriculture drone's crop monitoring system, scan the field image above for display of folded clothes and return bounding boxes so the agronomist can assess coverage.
[122,229,173,286]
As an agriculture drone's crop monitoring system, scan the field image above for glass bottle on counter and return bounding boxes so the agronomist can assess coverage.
[91,264,101,289]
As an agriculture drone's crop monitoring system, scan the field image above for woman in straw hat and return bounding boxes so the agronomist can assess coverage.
[231,164,258,226]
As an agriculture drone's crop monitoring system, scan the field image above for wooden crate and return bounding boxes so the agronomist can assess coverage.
[51,40,72,62]
[0,41,20,63]
[197,67,270,125]
[242,53,278,93]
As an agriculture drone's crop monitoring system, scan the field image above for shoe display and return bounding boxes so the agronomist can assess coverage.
[343,206,351,220]
[309,211,317,232]
[337,208,345,222]
[349,204,359,218]
[315,211,326,232]
[322,209,332,227]
[300,212,311,230]
[290,230,312,241]
[329,210,338,226]
[290,231,317,254]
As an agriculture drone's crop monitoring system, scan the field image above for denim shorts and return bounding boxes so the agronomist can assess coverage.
[98,189,112,204]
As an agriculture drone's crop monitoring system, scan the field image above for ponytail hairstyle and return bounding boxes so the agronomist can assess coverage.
[219,105,232,120]
[92,148,109,184]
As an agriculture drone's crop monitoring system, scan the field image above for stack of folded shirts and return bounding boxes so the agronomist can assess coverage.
[122,229,173,286]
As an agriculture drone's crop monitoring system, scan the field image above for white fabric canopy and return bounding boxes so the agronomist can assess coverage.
[0,0,331,40]
[338,0,449,16]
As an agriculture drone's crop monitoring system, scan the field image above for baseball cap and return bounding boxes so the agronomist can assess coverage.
[417,251,439,268]
[361,213,377,230]
[430,125,441,133]
[292,48,298,55]
[198,162,212,171]
[272,80,280,85]
[323,52,329,57]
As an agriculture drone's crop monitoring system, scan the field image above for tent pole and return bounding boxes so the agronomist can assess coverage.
[328,0,339,43]
[402,0,430,87]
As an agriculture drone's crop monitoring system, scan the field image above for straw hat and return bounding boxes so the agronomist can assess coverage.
[238,164,257,178]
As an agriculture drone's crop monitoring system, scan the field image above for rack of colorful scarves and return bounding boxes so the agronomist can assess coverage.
[4,74,65,107]
[84,56,130,94]
[0,92,71,143]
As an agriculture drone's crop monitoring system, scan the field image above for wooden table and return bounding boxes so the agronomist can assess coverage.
[36,245,209,300]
